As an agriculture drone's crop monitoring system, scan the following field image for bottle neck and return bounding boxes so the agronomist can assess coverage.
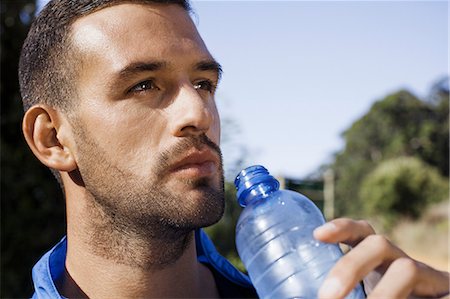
[241,181,279,206]
[235,165,280,207]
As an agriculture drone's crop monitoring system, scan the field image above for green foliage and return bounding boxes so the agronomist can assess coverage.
[359,157,448,230]
[332,87,449,217]
[424,85,449,177]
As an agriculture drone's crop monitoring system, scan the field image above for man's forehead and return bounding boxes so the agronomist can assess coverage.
[70,3,199,51]
[71,2,190,24]
[69,2,210,72]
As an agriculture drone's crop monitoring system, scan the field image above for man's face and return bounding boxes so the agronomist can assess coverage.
[67,3,224,234]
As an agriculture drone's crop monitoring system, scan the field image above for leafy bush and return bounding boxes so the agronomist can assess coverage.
[359,156,448,230]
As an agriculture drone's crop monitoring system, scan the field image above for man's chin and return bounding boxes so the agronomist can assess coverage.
[175,185,224,207]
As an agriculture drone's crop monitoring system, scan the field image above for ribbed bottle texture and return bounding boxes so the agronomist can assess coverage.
[235,165,365,299]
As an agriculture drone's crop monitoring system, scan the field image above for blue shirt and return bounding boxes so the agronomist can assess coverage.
[31,229,257,298]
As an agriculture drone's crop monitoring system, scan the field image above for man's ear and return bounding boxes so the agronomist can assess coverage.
[22,105,77,172]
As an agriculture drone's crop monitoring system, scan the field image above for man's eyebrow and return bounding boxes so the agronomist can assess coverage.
[195,60,223,81]
[117,61,167,79]
[114,60,222,82]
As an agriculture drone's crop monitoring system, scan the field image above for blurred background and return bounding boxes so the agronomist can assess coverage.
[1,0,448,297]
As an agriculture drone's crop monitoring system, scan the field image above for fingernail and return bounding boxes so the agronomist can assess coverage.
[314,222,337,235]
[318,277,343,299]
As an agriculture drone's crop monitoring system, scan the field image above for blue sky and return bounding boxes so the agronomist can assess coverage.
[190,1,448,179]
[36,0,448,179]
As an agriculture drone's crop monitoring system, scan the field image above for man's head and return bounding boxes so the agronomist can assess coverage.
[19,0,225,265]
[19,0,192,186]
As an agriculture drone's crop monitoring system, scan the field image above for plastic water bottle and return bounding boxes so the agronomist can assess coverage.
[235,165,365,299]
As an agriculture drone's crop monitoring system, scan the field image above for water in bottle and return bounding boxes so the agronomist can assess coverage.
[235,165,365,299]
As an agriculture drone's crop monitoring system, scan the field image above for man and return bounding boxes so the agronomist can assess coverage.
[19,0,449,298]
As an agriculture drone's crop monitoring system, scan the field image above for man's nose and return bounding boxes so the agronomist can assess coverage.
[170,84,214,137]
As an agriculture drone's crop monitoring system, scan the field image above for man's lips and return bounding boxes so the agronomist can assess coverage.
[168,149,219,177]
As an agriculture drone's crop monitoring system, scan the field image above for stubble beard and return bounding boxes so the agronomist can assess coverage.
[71,121,225,270]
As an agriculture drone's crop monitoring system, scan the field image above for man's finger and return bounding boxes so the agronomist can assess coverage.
[318,234,405,299]
[368,258,450,299]
[313,218,375,247]
[367,257,417,299]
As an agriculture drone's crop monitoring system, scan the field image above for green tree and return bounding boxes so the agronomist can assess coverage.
[359,157,448,230]
[422,78,449,177]
[332,85,449,217]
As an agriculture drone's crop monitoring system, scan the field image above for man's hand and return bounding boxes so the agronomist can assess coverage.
[313,218,450,299]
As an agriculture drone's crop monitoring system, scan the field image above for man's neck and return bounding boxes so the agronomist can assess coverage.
[60,181,219,298]
[61,229,219,298]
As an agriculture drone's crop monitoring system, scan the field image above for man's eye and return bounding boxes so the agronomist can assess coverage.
[194,80,216,93]
[129,80,158,93]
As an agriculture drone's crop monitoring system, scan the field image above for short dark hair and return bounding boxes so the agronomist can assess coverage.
[18,0,192,187]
